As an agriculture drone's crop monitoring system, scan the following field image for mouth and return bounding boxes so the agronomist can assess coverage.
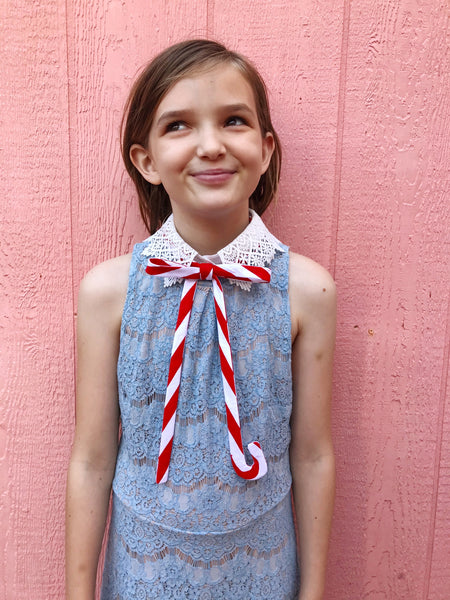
[190,169,236,184]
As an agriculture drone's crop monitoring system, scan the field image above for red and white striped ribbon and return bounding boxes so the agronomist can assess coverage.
[146,257,270,484]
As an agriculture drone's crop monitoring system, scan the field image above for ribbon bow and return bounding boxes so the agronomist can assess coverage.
[146,258,270,483]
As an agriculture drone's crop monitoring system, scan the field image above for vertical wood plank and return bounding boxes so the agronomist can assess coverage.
[64,3,208,596]
[0,1,74,599]
[211,0,345,270]
[332,1,450,598]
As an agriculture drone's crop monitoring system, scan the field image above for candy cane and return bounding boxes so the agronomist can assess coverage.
[146,258,270,483]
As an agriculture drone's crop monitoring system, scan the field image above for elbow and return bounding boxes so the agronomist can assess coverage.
[290,442,335,477]
[68,442,118,483]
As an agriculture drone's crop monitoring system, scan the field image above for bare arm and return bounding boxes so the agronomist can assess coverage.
[289,252,336,600]
[65,255,131,600]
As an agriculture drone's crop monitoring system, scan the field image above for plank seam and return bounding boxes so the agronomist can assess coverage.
[330,0,351,278]
[64,0,77,405]
[423,292,450,600]
[206,0,214,38]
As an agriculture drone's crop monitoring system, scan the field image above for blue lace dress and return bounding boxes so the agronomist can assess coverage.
[101,218,299,599]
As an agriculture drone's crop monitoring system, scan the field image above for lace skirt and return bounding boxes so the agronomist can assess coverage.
[101,492,299,600]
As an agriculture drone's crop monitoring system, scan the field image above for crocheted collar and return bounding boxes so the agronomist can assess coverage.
[142,209,285,288]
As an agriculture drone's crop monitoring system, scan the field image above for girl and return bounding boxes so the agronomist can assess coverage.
[66,39,336,600]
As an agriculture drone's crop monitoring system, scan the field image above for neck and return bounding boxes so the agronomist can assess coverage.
[171,208,250,255]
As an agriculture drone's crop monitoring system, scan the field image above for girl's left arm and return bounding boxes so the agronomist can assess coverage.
[288,252,336,600]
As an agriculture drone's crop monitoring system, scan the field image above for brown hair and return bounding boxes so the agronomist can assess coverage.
[121,39,282,234]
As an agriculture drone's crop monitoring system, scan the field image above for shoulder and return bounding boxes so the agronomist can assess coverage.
[79,253,132,302]
[288,251,336,300]
[288,251,336,340]
[78,254,132,329]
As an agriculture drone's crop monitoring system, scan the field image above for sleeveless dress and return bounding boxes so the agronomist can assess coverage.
[101,213,300,600]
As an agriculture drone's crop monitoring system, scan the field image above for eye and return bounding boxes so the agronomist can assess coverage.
[165,121,187,133]
[225,116,247,127]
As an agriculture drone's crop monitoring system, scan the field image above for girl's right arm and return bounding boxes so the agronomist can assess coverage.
[65,255,131,600]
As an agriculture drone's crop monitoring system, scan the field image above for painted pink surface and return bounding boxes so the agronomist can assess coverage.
[1,1,449,599]
[0,1,74,598]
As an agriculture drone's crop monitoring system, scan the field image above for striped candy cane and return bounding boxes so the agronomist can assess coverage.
[145,258,270,483]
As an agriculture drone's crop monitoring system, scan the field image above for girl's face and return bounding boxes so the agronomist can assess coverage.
[130,64,274,229]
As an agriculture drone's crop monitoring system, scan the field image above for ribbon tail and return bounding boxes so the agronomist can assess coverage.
[213,275,267,482]
[230,441,267,480]
[156,279,197,484]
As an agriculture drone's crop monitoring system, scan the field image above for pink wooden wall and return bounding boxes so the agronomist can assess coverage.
[1,0,449,598]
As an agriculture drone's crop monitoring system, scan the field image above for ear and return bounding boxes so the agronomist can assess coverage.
[129,144,162,185]
[260,132,275,175]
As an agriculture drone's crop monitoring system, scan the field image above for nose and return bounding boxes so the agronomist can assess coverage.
[196,125,225,159]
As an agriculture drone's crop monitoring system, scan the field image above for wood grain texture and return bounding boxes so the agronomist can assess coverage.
[0,1,74,599]
[331,0,450,598]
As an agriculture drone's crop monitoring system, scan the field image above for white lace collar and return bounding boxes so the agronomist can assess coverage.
[142,209,285,289]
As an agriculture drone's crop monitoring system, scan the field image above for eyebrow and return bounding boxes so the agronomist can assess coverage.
[156,103,254,127]
[221,103,254,114]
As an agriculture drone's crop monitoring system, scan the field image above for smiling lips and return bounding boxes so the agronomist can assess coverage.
[190,168,236,184]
